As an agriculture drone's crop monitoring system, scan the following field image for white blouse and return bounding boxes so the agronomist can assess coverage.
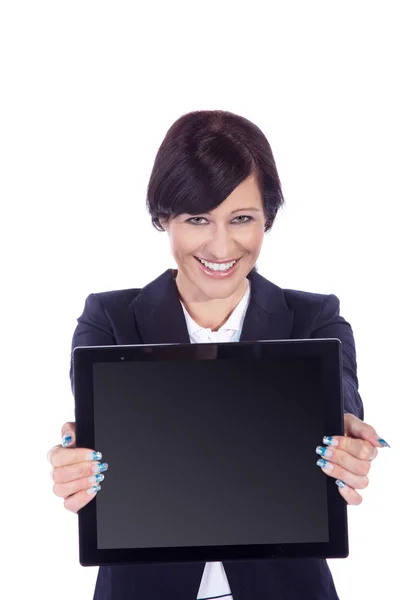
[179,281,251,600]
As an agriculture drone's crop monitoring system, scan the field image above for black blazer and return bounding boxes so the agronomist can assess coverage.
[70,269,363,600]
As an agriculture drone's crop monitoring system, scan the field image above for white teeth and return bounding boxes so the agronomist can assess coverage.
[198,258,237,271]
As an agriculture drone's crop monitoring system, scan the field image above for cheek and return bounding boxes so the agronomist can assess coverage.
[169,234,196,259]
[241,229,264,254]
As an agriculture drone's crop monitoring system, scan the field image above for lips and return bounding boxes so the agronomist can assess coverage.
[194,256,240,265]
[194,255,241,278]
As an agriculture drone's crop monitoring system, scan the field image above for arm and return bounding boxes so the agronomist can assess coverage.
[311,294,364,420]
[69,293,116,396]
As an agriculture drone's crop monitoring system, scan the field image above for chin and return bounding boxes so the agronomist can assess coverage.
[194,270,248,297]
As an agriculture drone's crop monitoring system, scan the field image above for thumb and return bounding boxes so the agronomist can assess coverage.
[344,413,390,448]
[61,421,76,448]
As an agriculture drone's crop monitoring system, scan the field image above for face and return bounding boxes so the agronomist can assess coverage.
[161,173,266,302]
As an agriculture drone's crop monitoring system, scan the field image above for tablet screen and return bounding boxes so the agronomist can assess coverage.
[92,355,328,550]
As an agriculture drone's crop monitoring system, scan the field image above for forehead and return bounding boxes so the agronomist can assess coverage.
[210,174,263,213]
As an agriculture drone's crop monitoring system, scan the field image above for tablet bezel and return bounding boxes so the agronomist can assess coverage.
[73,339,348,566]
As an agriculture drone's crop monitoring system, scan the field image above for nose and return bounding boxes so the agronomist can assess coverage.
[204,224,236,260]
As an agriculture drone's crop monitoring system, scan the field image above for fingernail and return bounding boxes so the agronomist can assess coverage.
[316,446,333,458]
[323,436,339,447]
[86,451,103,461]
[87,484,101,495]
[62,435,73,448]
[88,473,105,484]
[316,458,334,471]
[377,437,391,448]
[335,479,347,489]
[92,462,108,473]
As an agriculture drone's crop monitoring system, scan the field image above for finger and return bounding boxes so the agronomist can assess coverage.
[323,435,378,461]
[47,423,77,461]
[50,447,102,469]
[343,414,391,449]
[47,444,62,462]
[335,480,363,506]
[53,473,105,498]
[61,422,76,448]
[316,458,370,490]
[316,445,372,476]
[63,487,101,514]
[52,460,108,483]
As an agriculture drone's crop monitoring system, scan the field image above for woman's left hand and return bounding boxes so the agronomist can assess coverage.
[315,413,390,505]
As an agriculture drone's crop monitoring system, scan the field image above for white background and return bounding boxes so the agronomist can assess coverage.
[1,2,399,599]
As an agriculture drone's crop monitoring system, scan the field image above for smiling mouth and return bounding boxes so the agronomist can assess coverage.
[194,256,240,272]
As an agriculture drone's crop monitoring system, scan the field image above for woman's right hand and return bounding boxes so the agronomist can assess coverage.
[47,422,108,514]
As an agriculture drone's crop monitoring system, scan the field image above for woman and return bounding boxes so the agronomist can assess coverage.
[47,110,389,600]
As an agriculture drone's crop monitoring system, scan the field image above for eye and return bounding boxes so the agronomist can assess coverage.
[185,215,254,225]
[186,217,208,225]
[232,215,253,224]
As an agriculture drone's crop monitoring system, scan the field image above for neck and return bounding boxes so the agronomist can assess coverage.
[175,272,249,331]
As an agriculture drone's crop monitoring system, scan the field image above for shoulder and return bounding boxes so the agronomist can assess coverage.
[81,287,142,321]
[251,271,341,318]
[86,269,173,313]
[283,287,341,332]
[283,286,340,312]
[90,287,142,305]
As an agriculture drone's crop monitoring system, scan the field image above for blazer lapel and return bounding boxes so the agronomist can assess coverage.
[240,270,295,342]
[132,268,295,345]
[132,269,191,345]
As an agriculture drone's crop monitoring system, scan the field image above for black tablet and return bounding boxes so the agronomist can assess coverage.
[73,338,348,567]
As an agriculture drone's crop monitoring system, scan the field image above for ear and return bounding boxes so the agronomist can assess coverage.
[153,216,168,232]
[159,218,168,232]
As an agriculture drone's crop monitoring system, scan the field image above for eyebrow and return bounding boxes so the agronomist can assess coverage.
[201,207,262,215]
[230,207,262,214]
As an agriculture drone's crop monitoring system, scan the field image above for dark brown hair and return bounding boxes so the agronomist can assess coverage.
[146,110,285,233]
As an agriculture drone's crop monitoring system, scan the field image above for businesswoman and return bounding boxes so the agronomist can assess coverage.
[47,110,389,600]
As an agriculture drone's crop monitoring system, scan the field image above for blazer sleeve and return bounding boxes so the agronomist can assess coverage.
[69,293,117,397]
[311,294,364,420]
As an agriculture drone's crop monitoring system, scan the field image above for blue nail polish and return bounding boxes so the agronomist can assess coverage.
[316,446,329,457]
[335,480,346,488]
[93,451,102,461]
[98,462,108,473]
[323,436,339,447]
[94,473,105,483]
[377,438,391,448]
[316,458,334,471]
[62,435,73,447]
